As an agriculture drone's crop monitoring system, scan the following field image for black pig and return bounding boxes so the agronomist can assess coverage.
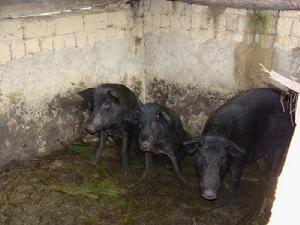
[184,88,294,201]
[138,103,190,187]
[78,83,142,175]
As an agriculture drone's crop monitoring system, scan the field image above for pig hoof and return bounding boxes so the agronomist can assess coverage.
[138,177,145,183]
[90,158,98,166]
[138,173,147,182]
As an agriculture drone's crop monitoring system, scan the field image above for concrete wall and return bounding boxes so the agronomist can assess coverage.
[0,0,300,167]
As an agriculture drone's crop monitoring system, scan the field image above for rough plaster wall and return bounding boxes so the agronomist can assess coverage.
[143,0,288,89]
[140,0,257,131]
[0,7,144,167]
[273,11,300,81]
[144,34,237,91]
[0,40,141,152]
[1,0,300,167]
[140,0,300,131]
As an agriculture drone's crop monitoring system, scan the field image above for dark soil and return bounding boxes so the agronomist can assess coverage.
[0,140,271,225]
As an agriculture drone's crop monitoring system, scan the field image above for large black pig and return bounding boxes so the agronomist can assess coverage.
[138,103,190,187]
[78,83,142,175]
[184,88,294,201]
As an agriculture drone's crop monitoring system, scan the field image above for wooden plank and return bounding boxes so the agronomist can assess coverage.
[268,97,300,225]
[168,0,300,10]
[0,0,119,19]
[260,66,300,225]
[268,71,300,93]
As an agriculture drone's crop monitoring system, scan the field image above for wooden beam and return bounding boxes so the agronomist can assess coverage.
[262,66,300,225]
[268,71,300,93]
[268,96,300,225]
[168,0,300,10]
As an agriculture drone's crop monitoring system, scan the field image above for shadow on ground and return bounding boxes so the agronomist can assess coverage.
[0,140,271,225]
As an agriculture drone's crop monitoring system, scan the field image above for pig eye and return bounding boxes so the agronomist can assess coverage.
[156,111,163,119]
[102,102,110,110]
[224,143,230,150]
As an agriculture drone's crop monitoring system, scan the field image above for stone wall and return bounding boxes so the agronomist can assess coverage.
[0,0,300,167]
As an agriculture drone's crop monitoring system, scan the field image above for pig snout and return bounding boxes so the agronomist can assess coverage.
[140,141,152,151]
[201,189,217,200]
[85,123,98,134]
[139,132,154,151]
[84,112,105,134]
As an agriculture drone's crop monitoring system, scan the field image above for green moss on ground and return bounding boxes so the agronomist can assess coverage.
[68,140,94,157]
[0,140,269,225]
[185,127,199,138]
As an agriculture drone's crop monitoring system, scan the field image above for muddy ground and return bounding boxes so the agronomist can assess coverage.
[0,139,272,225]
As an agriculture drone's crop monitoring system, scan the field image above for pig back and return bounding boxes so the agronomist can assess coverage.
[202,88,294,161]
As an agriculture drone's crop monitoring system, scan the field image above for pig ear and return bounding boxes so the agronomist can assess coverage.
[225,141,246,158]
[78,88,95,110]
[107,90,120,104]
[160,111,172,124]
[78,88,95,102]
[183,138,203,154]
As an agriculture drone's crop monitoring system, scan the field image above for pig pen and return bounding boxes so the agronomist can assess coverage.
[0,0,299,224]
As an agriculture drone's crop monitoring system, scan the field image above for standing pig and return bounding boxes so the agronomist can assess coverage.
[138,103,190,187]
[184,88,294,201]
[78,83,142,175]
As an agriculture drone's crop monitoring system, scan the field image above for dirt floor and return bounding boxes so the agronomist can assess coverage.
[0,139,272,225]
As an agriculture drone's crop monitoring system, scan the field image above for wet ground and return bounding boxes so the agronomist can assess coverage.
[0,140,272,225]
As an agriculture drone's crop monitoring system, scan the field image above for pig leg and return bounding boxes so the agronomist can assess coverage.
[265,149,286,193]
[90,130,107,165]
[121,131,130,175]
[139,152,152,181]
[229,164,244,204]
[176,149,187,166]
[169,154,188,188]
